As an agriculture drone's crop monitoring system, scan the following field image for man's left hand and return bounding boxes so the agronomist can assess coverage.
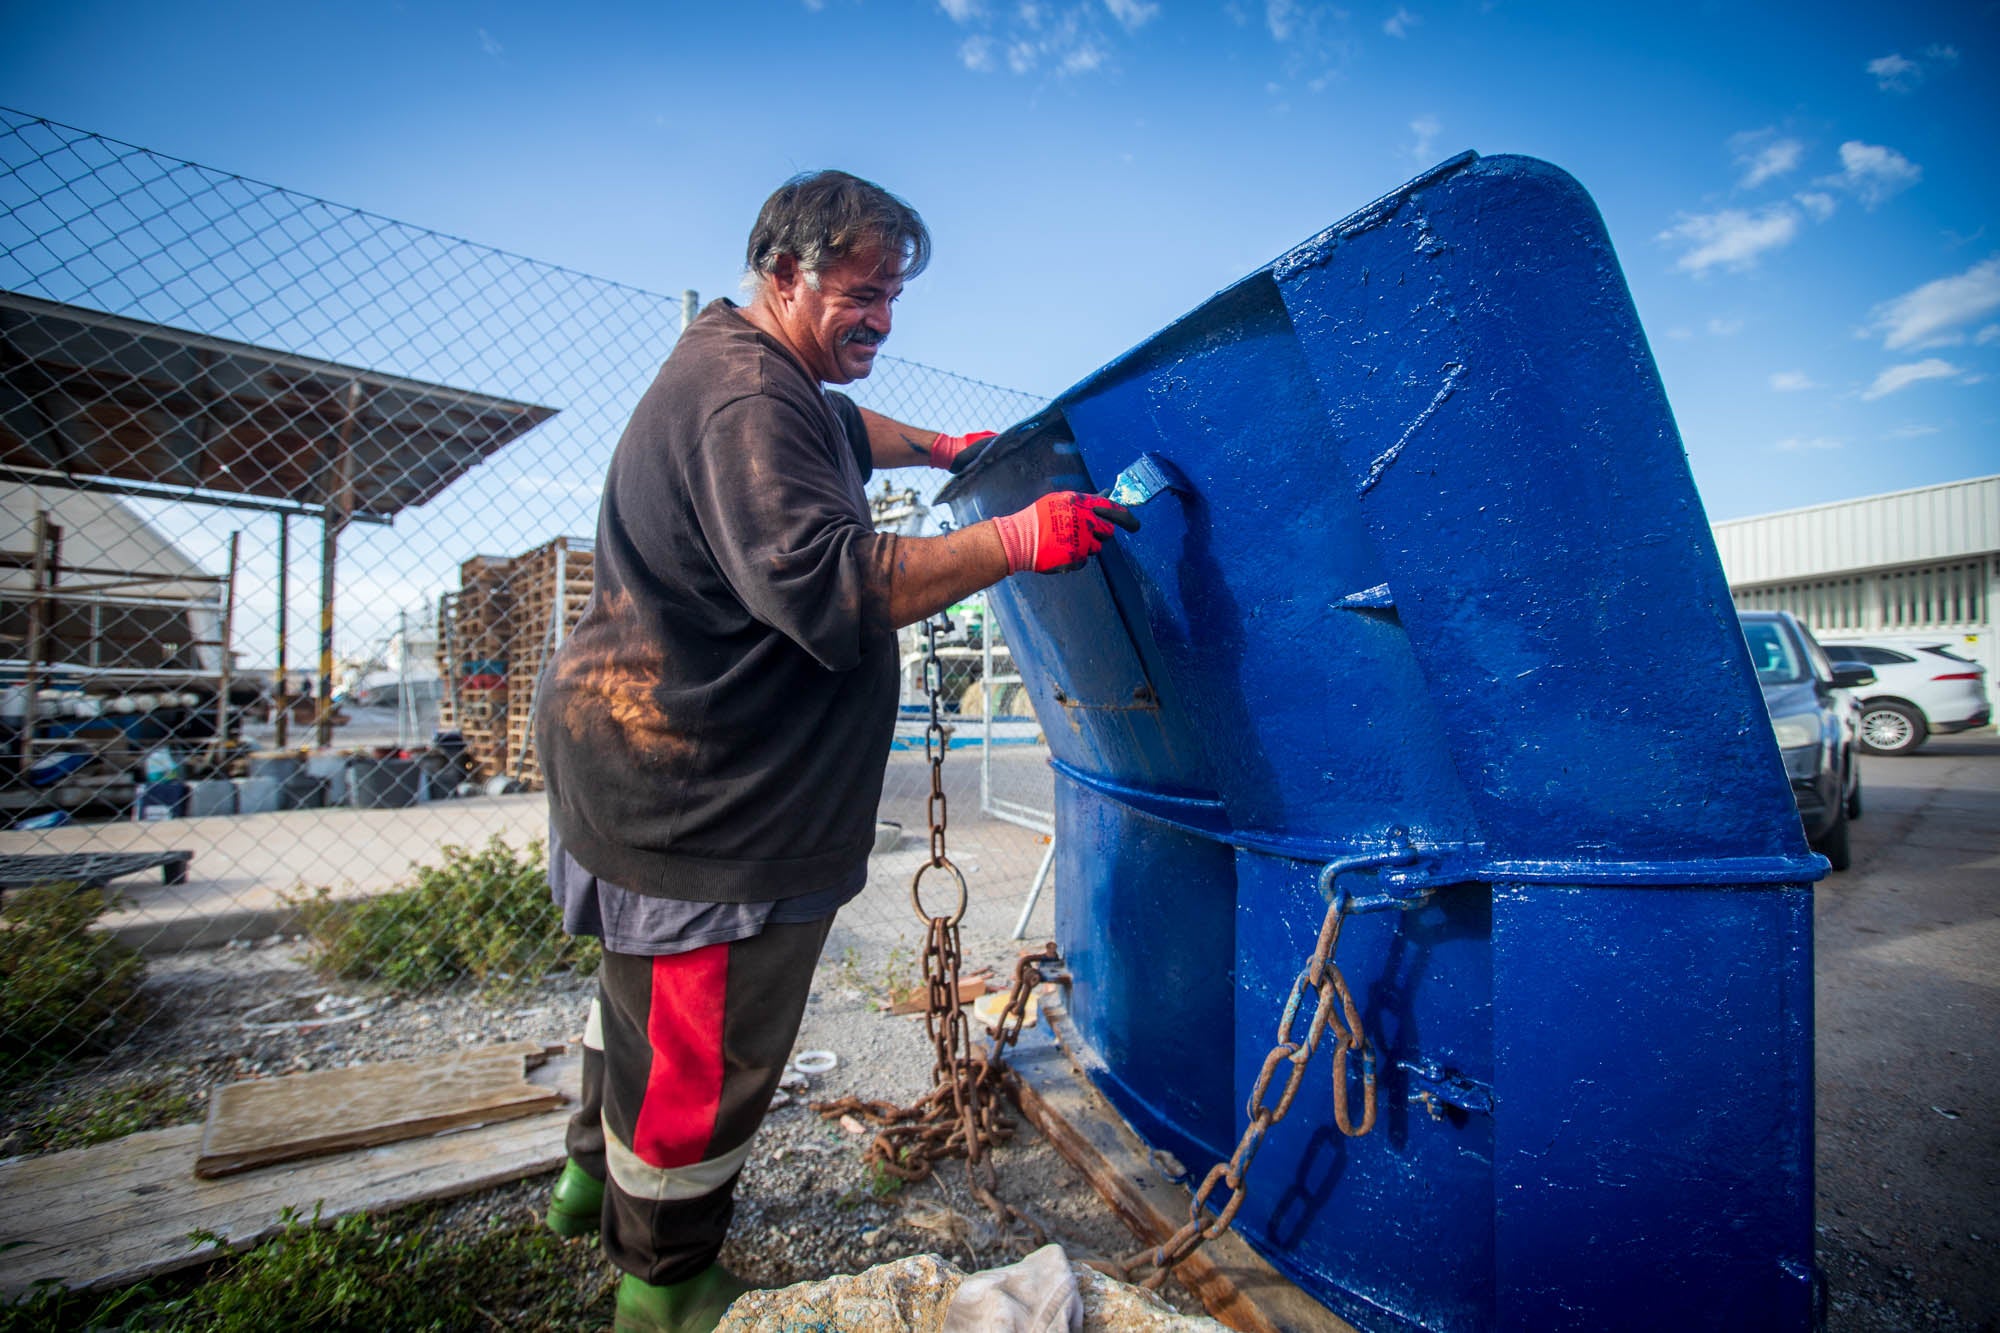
[928,430,997,472]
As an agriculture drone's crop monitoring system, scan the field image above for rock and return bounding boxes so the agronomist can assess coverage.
[715,1252,1227,1332]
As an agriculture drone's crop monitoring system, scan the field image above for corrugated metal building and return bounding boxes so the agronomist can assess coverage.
[1714,474,1999,709]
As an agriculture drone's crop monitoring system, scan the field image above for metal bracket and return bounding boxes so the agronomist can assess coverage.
[1397,1056,1494,1118]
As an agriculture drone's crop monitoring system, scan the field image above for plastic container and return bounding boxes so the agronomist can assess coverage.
[187,778,238,817]
[349,757,421,809]
[134,779,189,821]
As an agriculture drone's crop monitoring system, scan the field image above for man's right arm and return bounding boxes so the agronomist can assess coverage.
[886,492,1138,629]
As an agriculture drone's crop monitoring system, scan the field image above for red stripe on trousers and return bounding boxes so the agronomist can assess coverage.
[632,943,730,1169]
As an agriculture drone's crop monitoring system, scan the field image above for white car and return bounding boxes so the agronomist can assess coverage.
[1818,637,1992,755]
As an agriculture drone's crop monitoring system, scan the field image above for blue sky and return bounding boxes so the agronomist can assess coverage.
[3,0,1997,524]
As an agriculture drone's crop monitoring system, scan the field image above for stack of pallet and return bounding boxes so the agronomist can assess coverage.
[503,537,594,789]
[435,539,593,788]
[436,556,516,780]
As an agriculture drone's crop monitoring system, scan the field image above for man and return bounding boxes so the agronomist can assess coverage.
[534,170,1133,1333]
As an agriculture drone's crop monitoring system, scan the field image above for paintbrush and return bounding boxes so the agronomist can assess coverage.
[1100,452,1191,510]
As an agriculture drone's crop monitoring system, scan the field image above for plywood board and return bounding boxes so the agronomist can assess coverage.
[0,1054,578,1297]
[196,1040,563,1177]
[1008,1009,1354,1333]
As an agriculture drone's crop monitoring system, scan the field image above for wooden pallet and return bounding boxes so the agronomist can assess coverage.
[439,540,593,789]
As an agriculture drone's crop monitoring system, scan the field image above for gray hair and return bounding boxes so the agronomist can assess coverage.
[745,170,931,290]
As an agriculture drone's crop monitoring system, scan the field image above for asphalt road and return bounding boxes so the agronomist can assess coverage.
[1816,730,1999,1330]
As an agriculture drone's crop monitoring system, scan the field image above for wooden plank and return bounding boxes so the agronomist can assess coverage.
[1008,1009,1356,1333]
[0,1054,579,1297]
[196,1041,562,1177]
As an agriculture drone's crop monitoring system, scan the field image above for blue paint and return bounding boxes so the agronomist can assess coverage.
[941,154,1819,1330]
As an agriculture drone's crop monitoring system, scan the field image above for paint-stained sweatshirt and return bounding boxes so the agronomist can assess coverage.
[537,300,899,902]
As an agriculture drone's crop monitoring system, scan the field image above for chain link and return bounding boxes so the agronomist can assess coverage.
[1119,892,1378,1290]
[817,610,1057,1240]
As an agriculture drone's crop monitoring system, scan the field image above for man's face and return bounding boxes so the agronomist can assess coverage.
[773,249,903,384]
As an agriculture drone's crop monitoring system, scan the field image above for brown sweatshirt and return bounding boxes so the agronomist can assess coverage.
[536,300,900,901]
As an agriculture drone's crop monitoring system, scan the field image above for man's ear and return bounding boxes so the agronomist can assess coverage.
[765,253,800,298]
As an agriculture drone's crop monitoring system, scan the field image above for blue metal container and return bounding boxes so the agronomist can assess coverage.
[941,154,1819,1331]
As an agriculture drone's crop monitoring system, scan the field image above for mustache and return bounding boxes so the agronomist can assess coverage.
[840,326,886,348]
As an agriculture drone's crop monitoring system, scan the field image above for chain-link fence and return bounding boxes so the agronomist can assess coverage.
[0,108,1055,1116]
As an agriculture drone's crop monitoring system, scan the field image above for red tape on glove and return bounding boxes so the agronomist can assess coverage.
[991,492,1137,574]
[926,430,997,471]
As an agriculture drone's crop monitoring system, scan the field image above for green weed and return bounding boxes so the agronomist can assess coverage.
[0,1198,611,1332]
[290,837,598,992]
[4,1075,197,1156]
[0,886,145,1071]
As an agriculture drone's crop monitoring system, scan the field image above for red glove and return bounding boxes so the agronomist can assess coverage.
[926,430,997,471]
[991,492,1139,574]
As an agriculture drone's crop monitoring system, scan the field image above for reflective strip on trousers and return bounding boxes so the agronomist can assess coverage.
[604,1121,755,1203]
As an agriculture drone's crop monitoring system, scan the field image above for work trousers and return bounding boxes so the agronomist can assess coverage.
[566,915,834,1284]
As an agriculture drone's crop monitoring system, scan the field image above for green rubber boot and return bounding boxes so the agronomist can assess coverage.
[612,1266,753,1333]
[544,1160,604,1237]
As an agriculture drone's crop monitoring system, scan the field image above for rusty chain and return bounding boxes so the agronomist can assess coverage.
[1119,890,1379,1290]
[815,611,1059,1239]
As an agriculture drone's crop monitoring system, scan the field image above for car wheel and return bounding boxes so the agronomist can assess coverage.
[1846,764,1863,821]
[1858,703,1927,756]
[1815,806,1852,872]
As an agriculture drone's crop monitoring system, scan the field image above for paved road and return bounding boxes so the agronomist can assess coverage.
[1816,730,1999,1330]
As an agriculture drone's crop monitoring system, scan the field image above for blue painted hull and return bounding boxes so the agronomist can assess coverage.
[941,154,1819,1330]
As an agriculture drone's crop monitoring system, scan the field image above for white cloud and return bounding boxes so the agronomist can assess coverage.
[949,2,1129,78]
[802,0,825,9]
[476,27,503,56]
[1062,40,1106,71]
[1886,423,1940,439]
[1707,316,1744,336]
[1657,206,1801,275]
[1103,0,1159,30]
[1818,141,1921,208]
[1267,0,1298,40]
[1868,45,1959,92]
[1794,191,1837,222]
[1979,324,2000,346]
[1868,52,1920,92]
[1409,114,1441,161]
[1776,436,1843,452]
[1730,130,1803,189]
[1384,6,1419,37]
[1664,327,1694,341]
[1869,257,2000,350]
[1770,371,1818,391]
[1861,358,1967,400]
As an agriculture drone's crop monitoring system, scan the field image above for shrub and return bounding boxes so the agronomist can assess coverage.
[0,886,145,1071]
[291,837,598,992]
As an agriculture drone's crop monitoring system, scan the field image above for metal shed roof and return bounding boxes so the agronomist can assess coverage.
[1712,473,2000,585]
[0,291,558,523]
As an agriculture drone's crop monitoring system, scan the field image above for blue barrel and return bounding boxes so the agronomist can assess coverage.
[941,154,1818,1331]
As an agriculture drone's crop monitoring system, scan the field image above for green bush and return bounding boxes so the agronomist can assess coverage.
[0,886,145,1070]
[292,837,598,992]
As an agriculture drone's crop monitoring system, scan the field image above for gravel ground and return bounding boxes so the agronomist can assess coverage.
[1,921,1207,1322]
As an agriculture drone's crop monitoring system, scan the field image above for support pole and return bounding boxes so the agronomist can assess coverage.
[274,515,289,748]
[316,515,338,748]
[213,531,240,761]
[681,289,699,335]
[316,380,360,749]
[1011,835,1056,941]
[17,510,49,776]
